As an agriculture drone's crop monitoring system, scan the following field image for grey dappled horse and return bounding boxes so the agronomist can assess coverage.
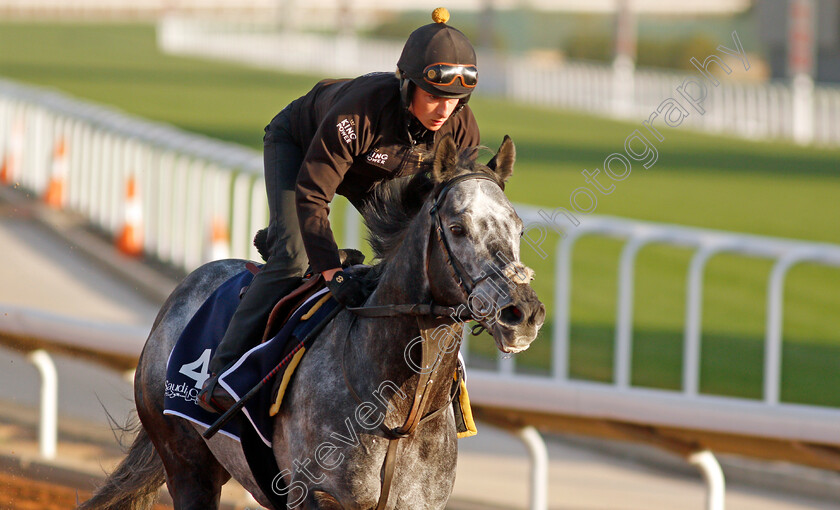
[78,136,545,510]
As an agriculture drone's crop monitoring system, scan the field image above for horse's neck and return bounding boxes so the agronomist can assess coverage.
[349,209,460,409]
[358,213,434,369]
[368,205,432,308]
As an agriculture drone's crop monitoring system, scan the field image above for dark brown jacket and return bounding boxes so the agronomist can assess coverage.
[287,72,480,272]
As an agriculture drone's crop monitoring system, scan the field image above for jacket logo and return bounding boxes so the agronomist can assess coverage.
[337,119,357,144]
[365,149,389,166]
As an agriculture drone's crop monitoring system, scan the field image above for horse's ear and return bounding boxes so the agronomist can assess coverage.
[432,134,459,183]
[487,135,515,184]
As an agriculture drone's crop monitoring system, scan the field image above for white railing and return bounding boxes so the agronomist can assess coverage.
[464,209,840,473]
[508,61,813,143]
[471,208,840,425]
[158,16,840,147]
[0,78,267,273]
[3,79,840,509]
[515,211,840,403]
[464,208,840,510]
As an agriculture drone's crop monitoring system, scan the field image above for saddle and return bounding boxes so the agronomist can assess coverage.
[252,246,367,342]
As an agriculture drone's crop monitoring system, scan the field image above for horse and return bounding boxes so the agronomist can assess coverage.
[78,134,545,510]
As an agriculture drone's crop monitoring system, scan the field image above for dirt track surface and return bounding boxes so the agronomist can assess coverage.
[0,405,171,510]
[0,471,173,510]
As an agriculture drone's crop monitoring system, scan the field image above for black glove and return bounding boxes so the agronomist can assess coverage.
[326,270,369,307]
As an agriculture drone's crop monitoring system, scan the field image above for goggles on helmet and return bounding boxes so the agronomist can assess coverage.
[422,62,478,89]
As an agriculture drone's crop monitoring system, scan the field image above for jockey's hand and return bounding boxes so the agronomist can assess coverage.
[326,270,369,307]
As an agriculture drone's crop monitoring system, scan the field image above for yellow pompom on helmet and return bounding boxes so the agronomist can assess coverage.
[397,7,478,105]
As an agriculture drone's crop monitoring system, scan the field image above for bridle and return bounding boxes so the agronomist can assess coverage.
[427,172,500,299]
[342,171,502,510]
[347,172,502,326]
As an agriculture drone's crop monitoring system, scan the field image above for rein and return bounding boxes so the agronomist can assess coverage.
[346,303,472,320]
[342,172,499,510]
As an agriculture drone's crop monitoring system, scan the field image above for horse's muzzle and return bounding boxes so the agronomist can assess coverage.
[477,281,545,353]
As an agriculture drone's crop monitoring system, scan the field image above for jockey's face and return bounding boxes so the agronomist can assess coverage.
[409,88,461,131]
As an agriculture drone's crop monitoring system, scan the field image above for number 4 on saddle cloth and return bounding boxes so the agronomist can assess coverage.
[162,265,476,448]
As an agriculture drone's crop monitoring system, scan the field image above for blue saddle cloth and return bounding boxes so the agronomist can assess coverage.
[163,269,337,446]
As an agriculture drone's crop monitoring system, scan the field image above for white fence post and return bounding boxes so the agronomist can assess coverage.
[615,235,653,388]
[764,251,814,405]
[688,450,726,510]
[516,426,549,510]
[27,349,58,460]
[553,230,586,381]
[683,244,727,396]
[612,55,635,119]
[343,199,361,249]
[791,74,815,145]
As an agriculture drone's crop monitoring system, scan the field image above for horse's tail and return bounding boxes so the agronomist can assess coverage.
[77,419,165,510]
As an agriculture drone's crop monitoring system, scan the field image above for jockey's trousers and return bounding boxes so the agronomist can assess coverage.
[209,106,309,375]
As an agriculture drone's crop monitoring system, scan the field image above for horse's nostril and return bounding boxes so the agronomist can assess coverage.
[500,305,524,325]
[531,303,547,326]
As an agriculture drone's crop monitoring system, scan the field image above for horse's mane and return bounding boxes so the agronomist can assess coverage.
[362,147,493,268]
[363,171,434,263]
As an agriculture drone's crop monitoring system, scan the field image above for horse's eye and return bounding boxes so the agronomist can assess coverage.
[449,224,465,236]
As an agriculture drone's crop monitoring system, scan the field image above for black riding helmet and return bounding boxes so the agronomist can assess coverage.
[397,8,478,108]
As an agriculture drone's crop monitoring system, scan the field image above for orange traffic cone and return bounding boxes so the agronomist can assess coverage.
[116,176,143,257]
[0,154,9,185]
[44,138,68,208]
[207,217,230,261]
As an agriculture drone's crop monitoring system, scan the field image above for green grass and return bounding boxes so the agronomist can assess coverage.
[2,22,839,406]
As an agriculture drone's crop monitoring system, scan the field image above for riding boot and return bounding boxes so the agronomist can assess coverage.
[197,270,302,413]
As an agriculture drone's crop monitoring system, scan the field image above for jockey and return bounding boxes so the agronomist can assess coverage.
[198,7,482,413]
